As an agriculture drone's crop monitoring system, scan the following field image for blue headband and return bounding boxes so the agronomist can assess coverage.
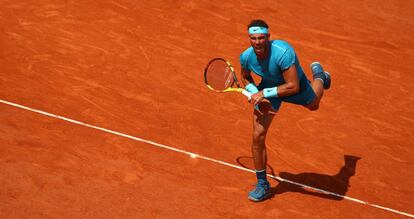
[248,26,269,34]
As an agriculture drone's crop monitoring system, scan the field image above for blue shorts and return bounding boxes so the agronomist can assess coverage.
[257,74,316,111]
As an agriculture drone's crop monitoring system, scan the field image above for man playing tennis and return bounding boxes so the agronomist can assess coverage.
[240,19,331,202]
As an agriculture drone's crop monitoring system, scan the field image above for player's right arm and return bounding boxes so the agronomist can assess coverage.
[240,51,257,90]
[240,52,261,104]
[241,67,260,95]
[241,67,266,106]
[241,67,255,86]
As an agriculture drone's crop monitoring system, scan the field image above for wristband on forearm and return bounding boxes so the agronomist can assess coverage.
[245,83,259,94]
[263,87,278,98]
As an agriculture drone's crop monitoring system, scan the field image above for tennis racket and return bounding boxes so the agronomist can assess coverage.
[204,58,252,99]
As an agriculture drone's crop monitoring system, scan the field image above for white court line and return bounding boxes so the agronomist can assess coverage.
[0,99,413,218]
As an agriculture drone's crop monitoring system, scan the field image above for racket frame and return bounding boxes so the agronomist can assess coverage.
[204,58,252,99]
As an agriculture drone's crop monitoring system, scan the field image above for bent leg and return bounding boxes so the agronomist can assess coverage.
[306,62,331,110]
[305,79,324,110]
[281,75,323,111]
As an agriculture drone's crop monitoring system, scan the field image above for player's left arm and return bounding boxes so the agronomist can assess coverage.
[250,65,300,105]
[276,64,300,96]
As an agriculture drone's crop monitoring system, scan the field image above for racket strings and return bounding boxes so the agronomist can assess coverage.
[205,60,235,91]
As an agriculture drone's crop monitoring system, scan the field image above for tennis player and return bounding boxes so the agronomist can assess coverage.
[240,19,331,202]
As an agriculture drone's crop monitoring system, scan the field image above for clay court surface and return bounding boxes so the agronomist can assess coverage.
[1,0,413,218]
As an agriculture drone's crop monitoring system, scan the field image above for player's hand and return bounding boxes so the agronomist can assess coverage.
[250,91,265,105]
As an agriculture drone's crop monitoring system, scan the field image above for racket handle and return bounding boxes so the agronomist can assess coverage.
[242,89,263,114]
[241,89,252,100]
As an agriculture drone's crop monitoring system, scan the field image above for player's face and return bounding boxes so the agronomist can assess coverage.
[249,33,270,57]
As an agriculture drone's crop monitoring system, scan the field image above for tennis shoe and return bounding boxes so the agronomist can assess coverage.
[248,182,270,202]
[310,62,331,89]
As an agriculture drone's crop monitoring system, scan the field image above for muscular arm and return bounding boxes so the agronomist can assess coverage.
[276,64,300,97]
[250,64,300,105]
[241,67,255,86]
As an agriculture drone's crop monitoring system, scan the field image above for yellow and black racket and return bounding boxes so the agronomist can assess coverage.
[204,58,252,99]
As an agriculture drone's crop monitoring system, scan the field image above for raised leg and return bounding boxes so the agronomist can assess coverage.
[305,62,331,111]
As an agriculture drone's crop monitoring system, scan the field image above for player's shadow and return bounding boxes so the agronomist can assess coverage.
[236,155,361,200]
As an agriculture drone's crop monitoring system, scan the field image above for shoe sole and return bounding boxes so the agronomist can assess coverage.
[324,71,331,89]
[248,192,271,202]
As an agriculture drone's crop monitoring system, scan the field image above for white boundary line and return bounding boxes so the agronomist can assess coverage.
[0,99,413,218]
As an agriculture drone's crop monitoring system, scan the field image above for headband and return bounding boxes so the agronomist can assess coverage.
[248,26,269,35]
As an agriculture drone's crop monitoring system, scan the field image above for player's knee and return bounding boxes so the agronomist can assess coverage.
[306,98,320,111]
[253,129,267,142]
[308,104,319,111]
